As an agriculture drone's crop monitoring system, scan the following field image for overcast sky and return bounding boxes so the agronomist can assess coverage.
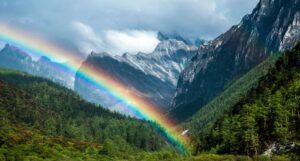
[0,0,259,57]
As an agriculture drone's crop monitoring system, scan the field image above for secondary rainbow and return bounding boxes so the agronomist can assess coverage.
[0,24,188,152]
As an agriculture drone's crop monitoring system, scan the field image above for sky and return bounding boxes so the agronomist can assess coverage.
[0,0,259,57]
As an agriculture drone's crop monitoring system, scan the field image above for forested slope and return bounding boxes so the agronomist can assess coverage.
[0,69,177,160]
[194,44,300,159]
[183,54,280,137]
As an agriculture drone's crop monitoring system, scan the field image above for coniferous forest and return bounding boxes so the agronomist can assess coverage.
[0,69,175,160]
[188,43,300,160]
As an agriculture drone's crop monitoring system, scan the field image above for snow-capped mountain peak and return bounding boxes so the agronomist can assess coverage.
[118,39,197,86]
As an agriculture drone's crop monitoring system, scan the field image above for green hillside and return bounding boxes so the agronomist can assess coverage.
[182,53,280,137]
[190,44,300,159]
[0,68,183,160]
[1,48,299,160]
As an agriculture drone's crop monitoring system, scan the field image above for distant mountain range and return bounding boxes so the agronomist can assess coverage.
[0,44,75,89]
[170,0,300,122]
[0,33,200,114]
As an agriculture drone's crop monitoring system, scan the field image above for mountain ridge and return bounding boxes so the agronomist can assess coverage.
[0,44,75,89]
[170,0,300,122]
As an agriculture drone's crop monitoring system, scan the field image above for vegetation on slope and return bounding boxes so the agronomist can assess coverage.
[0,113,287,161]
[0,68,266,161]
[0,67,292,161]
[183,54,280,137]
[0,69,180,160]
[0,110,188,161]
[192,44,300,160]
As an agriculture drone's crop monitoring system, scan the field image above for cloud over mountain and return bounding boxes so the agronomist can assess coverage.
[0,0,258,57]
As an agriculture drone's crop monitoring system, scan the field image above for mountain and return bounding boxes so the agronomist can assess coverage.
[0,44,75,89]
[75,37,197,112]
[0,44,35,73]
[170,0,300,122]
[193,43,300,158]
[119,39,197,86]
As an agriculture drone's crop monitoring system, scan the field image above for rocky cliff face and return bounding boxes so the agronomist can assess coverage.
[170,0,300,122]
[0,44,75,89]
[75,37,197,113]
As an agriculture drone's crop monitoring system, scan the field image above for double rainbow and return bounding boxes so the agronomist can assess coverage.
[0,24,188,153]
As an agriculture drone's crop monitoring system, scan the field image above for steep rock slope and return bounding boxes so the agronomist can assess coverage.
[171,0,300,122]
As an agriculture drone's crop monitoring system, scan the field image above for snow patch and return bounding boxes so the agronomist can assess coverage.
[280,12,300,51]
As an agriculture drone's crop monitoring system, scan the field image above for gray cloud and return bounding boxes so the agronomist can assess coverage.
[0,0,259,57]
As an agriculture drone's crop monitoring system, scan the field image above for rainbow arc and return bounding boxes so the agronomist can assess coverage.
[0,24,188,153]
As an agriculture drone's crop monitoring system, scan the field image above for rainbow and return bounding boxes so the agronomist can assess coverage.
[0,24,188,153]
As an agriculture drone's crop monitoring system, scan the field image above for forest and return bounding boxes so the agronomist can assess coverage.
[188,44,300,160]
[0,69,180,160]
